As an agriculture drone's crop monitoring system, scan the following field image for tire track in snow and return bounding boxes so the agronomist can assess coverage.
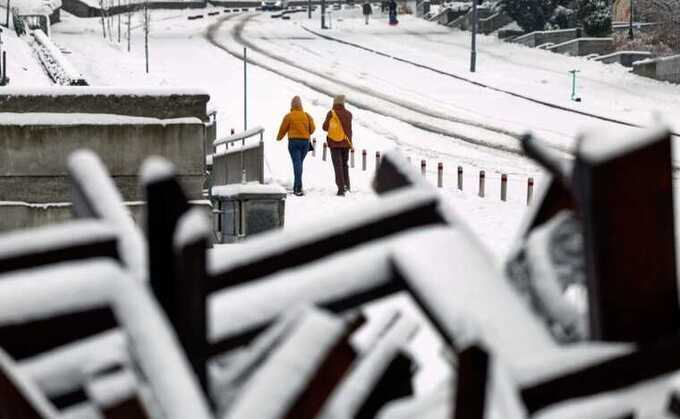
[206,13,538,156]
[301,25,680,138]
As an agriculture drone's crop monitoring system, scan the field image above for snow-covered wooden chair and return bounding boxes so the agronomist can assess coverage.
[0,260,213,419]
[0,220,119,275]
[218,306,362,419]
[0,347,57,419]
[67,150,147,282]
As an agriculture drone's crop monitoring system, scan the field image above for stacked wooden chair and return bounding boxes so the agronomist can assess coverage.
[3,125,680,419]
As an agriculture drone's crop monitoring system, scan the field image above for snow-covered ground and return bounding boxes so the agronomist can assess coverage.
[51,8,536,263]
[3,28,52,86]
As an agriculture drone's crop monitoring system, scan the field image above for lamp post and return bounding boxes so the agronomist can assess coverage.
[470,0,477,72]
[628,0,634,40]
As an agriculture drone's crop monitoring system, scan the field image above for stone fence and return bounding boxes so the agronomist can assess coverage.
[547,37,614,57]
[0,87,210,121]
[633,55,680,84]
[511,28,582,48]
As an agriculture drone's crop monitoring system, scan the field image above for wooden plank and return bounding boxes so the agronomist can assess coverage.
[0,238,119,275]
[208,280,404,357]
[574,129,680,342]
[281,316,364,419]
[454,345,489,419]
[355,352,415,419]
[521,333,680,414]
[0,307,117,360]
[173,224,209,392]
[207,199,444,293]
[0,361,49,419]
[145,175,190,323]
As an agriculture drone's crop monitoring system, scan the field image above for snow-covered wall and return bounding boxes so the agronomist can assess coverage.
[0,116,205,203]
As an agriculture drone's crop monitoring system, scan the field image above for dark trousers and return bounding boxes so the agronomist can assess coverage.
[330,147,350,191]
[288,139,309,192]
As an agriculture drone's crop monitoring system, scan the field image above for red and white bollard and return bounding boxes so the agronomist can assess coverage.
[501,174,507,202]
[421,160,426,177]
[478,170,485,197]
[437,162,443,188]
[375,151,381,170]
[362,149,367,171]
[311,138,316,157]
[457,166,463,191]
[322,142,328,161]
[527,177,534,205]
[350,148,355,168]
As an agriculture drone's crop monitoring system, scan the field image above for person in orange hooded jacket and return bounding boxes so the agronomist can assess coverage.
[277,96,316,196]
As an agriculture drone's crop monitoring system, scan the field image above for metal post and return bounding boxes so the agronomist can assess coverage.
[375,151,381,170]
[350,148,355,168]
[628,0,634,40]
[457,166,463,190]
[501,174,507,201]
[117,0,121,43]
[243,47,247,131]
[5,0,10,28]
[308,0,311,18]
[312,138,316,157]
[527,177,534,206]
[478,170,485,197]
[323,143,328,161]
[421,160,426,177]
[2,51,6,84]
[321,0,326,28]
[126,9,131,52]
[362,150,367,171]
[437,162,443,188]
[469,0,477,72]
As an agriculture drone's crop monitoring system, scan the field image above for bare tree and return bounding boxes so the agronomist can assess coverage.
[636,0,680,51]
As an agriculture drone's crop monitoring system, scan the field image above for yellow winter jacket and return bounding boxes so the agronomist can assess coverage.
[277,106,316,141]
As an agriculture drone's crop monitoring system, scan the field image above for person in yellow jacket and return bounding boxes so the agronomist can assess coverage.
[277,96,316,196]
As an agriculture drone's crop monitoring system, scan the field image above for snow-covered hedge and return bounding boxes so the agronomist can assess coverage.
[29,29,86,85]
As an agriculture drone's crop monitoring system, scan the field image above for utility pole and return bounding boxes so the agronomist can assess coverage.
[321,0,326,28]
[117,0,121,42]
[144,0,149,73]
[307,0,311,19]
[5,0,10,28]
[469,0,477,72]
[243,47,247,131]
[126,6,131,51]
[628,0,634,40]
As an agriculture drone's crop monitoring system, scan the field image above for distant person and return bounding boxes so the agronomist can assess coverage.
[362,1,373,24]
[277,96,316,196]
[388,0,398,24]
[323,95,353,196]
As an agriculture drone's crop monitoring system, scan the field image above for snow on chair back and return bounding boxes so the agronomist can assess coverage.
[0,261,213,419]
[372,149,433,195]
[207,186,447,292]
[573,127,679,343]
[0,220,119,275]
[520,332,680,416]
[223,307,360,419]
[84,368,151,419]
[316,315,419,419]
[172,211,400,400]
[67,150,147,282]
[141,156,191,325]
[0,348,59,419]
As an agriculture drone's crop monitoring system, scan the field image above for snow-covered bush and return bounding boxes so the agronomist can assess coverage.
[548,5,575,29]
[576,0,612,36]
[498,0,571,32]
[637,0,680,52]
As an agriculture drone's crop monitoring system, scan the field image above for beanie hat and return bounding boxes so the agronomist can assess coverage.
[291,96,302,109]
[333,95,346,106]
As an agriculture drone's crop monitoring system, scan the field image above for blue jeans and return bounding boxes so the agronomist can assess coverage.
[288,139,310,192]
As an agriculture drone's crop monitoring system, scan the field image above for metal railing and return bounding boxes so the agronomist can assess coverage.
[211,126,265,186]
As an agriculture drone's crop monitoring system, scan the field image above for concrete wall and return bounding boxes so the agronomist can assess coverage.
[633,55,680,84]
[0,119,206,202]
[0,88,210,121]
[61,0,205,17]
[478,12,513,34]
[0,201,212,232]
[511,28,581,48]
[595,51,653,67]
[548,38,614,57]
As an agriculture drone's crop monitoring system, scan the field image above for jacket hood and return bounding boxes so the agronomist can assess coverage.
[291,96,303,111]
